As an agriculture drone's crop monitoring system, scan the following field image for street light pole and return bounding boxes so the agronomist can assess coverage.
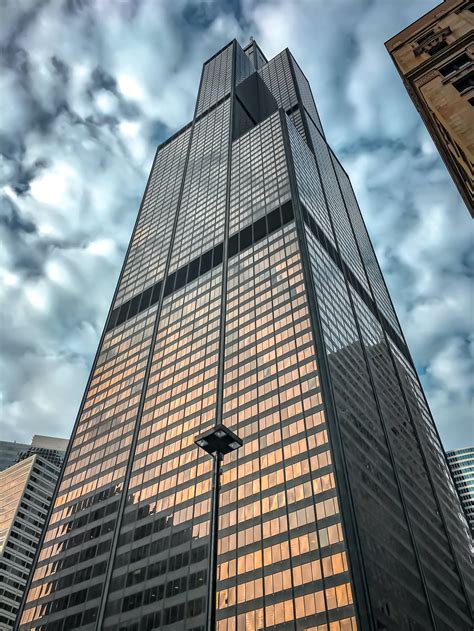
[208,451,222,631]
[194,424,243,631]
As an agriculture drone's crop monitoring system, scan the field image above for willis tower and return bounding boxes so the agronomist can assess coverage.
[18,39,473,631]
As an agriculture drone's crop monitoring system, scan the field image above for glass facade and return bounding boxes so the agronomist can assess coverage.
[102,267,222,630]
[18,38,473,631]
[115,127,191,308]
[446,447,474,534]
[169,101,230,271]
[217,223,355,630]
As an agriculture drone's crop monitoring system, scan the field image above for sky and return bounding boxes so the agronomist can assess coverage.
[0,0,472,451]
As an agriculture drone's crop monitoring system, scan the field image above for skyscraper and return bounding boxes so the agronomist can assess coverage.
[0,455,62,630]
[17,39,473,631]
[385,0,473,217]
[446,447,474,533]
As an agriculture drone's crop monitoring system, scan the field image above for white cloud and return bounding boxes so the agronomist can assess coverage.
[1,270,19,288]
[117,74,145,101]
[24,282,50,312]
[86,238,116,257]
[95,90,117,114]
[29,165,73,206]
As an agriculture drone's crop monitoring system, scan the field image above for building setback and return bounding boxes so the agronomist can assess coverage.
[17,39,473,631]
[385,0,474,217]
[447,447,474,533]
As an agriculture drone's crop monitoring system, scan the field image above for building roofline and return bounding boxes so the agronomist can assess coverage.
[203,39,236,66]
[243,38,269,64]
[384,0,464,50]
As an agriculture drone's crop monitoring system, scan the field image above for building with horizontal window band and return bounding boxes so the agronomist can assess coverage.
[17,39,473,631]
[446,446,474,534]
[0,437,68,630]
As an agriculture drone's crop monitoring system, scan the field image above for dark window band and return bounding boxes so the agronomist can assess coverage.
[107,200,408,366]
[106,201,295,332]
[300,205,410,363]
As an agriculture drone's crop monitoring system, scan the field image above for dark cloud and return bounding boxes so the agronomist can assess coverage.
[0,196,36,234]
[51,55,70,83]
[0,0,471,450]
[90,66,117,93]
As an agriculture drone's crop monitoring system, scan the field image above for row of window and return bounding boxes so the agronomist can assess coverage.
[218,551,348,608]
[216,596,355,630]
[170,100,229,270]
[197,42,232,115]
[107,200,295,334]
[110,543,208,593]
[101,267,223,625]
[107,570,206,616]
[115,127,190,306]
[216,224,353,629]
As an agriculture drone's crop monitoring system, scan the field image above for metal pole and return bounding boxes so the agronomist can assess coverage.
[207,450,222,631]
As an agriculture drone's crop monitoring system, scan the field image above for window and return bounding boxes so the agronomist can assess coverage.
[414,28,450,57]
[439,53,471,77]
[452,70,474,94]
[416,30,435,46]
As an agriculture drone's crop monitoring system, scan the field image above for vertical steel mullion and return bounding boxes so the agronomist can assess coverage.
[213,40,237,434]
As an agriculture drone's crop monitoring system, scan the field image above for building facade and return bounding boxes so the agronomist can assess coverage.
[447,447,474,533]
[385,0,474,216]
[0,456,61,630]
[16,436,69,469]
[17,39,473,631]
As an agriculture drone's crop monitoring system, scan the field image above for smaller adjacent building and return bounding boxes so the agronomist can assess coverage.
[385,0,474,216]
[446,446,474,533]
[0,437,68,630]
[0,435,68,472]
[0,443,29,473]
[17,435,68,468]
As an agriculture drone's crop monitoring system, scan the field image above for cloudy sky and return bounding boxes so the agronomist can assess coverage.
[1,0,472,451]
